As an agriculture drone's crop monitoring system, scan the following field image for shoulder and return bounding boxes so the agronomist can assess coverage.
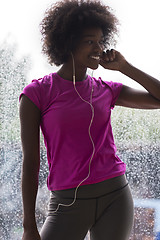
[101,78,122,90]
[31,73,55,89]
[21,73,54,94]
[20,73,57,110]
[92,77,123,109]
[92,76,122,92]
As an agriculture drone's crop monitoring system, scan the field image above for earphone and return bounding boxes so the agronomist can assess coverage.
[50,53,95,213]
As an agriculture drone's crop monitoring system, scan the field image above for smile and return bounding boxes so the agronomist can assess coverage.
[90,56,100,61]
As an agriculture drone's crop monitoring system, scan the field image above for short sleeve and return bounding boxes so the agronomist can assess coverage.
[19,79,42,110]
[104,81,123,109]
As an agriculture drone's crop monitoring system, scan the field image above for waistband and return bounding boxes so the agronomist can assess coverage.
[51,174,128,200]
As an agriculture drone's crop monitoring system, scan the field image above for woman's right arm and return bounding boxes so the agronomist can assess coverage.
[20,95,41,240]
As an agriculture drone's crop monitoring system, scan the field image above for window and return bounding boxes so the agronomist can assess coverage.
[0,0,160,239]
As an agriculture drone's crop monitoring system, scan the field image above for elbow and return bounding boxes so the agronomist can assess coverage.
[22,155,40,175]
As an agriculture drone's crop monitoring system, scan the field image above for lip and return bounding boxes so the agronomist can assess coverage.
[90,55,101,61]
[90,56,100,60]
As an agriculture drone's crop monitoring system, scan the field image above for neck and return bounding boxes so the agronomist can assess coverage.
[57,61,87,82]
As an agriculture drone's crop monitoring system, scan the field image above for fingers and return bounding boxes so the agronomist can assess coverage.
[102,49,116,62]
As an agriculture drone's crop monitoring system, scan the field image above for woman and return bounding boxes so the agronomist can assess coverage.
[20,1,160,240]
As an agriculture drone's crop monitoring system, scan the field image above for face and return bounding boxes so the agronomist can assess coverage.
[72,27,105,70]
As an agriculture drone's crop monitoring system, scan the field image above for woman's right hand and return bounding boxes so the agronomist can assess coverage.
[22,229,41,240]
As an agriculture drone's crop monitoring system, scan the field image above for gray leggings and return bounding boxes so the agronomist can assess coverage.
[40,175,134,240]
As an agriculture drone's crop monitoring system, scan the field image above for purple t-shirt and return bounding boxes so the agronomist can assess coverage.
[20,73,126,190]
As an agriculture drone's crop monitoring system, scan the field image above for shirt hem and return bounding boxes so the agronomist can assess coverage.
[48,170,126,191]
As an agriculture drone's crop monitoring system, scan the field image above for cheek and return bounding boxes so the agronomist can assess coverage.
[74,43,92,55]
[74,52,89,63]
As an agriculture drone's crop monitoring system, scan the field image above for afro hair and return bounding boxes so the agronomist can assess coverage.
[40,0,119,66]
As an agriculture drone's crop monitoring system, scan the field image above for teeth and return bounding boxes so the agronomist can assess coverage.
[90,56,100,60]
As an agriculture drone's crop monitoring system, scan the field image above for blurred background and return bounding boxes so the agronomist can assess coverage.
[0,0,160,239]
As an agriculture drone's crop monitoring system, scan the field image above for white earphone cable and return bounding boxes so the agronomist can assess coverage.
[50,53,95,213]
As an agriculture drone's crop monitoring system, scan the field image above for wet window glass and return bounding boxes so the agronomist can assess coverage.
[0,0,160,239]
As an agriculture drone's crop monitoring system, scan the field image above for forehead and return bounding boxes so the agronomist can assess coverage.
[81,27,104,38]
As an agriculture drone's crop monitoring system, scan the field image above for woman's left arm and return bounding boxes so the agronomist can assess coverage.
[100,49,160,109]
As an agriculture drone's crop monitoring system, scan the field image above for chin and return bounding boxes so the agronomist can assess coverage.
[89,64,99,70]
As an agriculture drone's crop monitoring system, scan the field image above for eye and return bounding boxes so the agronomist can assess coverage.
[87,40,93,45]
[99,40,105,46]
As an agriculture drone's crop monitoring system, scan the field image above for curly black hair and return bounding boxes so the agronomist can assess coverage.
[40,0,119,66]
